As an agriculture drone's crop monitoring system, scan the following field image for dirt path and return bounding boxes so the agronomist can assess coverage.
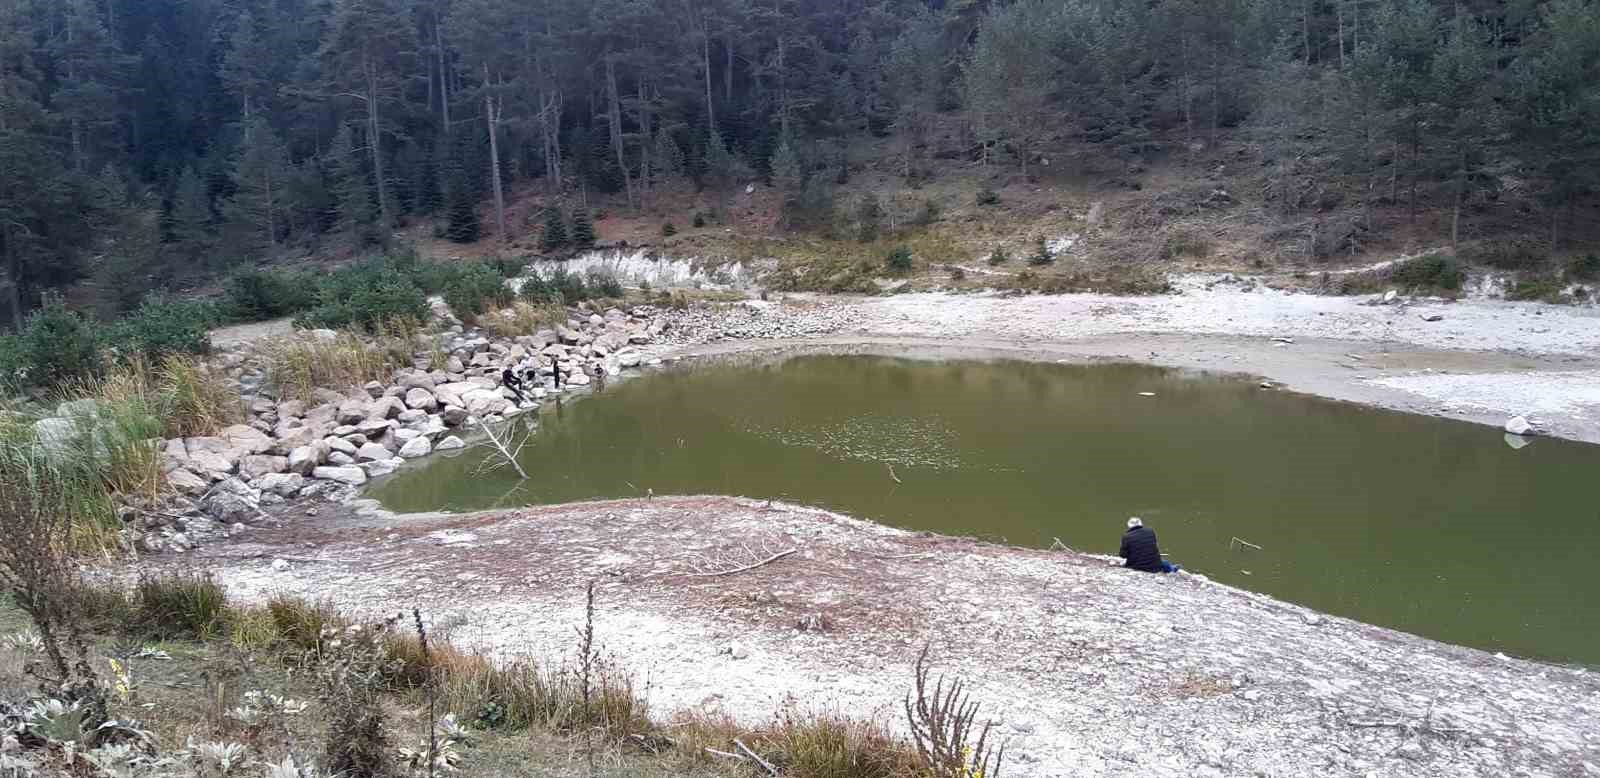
[193,496,1600,778]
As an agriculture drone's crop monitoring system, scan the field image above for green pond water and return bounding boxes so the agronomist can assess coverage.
[370,354,1600,666]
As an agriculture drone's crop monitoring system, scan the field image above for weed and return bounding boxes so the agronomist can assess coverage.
[1388,254,1464,292]
[132,573,230,642]
[885,247,914,273]
[261,331,405,404]
[976,187,1000,206]
[905,645,1003,778]
[1159,230,1213,260]
[1507,275,1565,303]
[317,620,397,777]
[1028,236,1054,266]
[764,707,913,778]
[266,596,346,659]
[987,247,1009,266]
[1462,241,1546,271]
[587,270,625,298]
[154,355,242,438]
[480,301,566,339]
[661,222,678,237]
[692,212,708,228]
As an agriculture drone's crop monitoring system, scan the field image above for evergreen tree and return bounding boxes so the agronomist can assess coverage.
[541,207,569,251]
[225,120,291,252]
[328,124,379,242]
[570,208,596,247]
[168,166,215,270]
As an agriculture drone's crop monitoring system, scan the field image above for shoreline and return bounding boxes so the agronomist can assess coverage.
[190,495,1600,777]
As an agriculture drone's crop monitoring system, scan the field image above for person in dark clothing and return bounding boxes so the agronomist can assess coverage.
[501,367,526,405]
[1119,517,1179,573]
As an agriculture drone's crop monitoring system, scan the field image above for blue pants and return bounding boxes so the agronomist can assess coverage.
[1160,560,1181,573]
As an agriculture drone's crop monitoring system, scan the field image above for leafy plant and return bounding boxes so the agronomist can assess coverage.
[1027,236,1054,266]
[442,262,514,324]
[586,270,625,299]
[106,293,217,360]
[661,222,677,237]
[1388,254,1465,292]
[987,247,1009,266]
[885,246,914,273]
[223,269,318,321]
[904,645,1003,778]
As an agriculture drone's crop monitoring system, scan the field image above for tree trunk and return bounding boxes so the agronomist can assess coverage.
[1337,0,1347,69]
[264,161,277,247]
[637,77,652,206]
[1302,0,1312,64]
[724,38,733,105]
[437,12,451,131]
[485,66,507,241]
[703,29,716,133]
[776,35,790,140]
[3,225,21,330]
[366,60,391,227]
[1451,145,1465,250]
[606,57,636,210]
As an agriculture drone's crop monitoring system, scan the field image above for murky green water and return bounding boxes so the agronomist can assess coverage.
[371,354,1600,666]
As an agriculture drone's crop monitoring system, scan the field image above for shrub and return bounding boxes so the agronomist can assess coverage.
[586,270,625,299]
[949,266,967,282]
[1160,230,1213,260]
[266,595,346,657]
[16,297,102,387]
[1507,275,1564,303]
[855,195,883,243]
[915,198,941,226]
[261,331,405,404]
[1388,254,1464,292]
[442,262,514,324]
[317,620,397,778]
[692,212,708,228]
[540,208,569,251]
[1566,254,1600,282]
[546,270,591,305]
[1464,241,1546,271]
[154,355,241,437]
[987,247,1009,266]
[766,708,913,778]
[1028,236,1054,266]
[661,222,677,237]
[885,246,914,273]
[480,300,565,339]
[106,294,217,361]
[976,187,1000,206]
[223,269,317,321]
[570,209,596,247]
[296,278,428,333]
[518,271,561,305]
[132,573,230,641]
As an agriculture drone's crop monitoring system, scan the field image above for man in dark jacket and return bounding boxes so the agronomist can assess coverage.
[1119,517,1179,573]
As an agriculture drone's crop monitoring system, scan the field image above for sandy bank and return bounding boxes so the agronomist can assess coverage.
[191,496,1600,778]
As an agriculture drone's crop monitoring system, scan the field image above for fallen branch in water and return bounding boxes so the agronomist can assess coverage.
[472,415,529,480]
[887,464,902,484]
[1229,536,1263,551]
[687,548,798,578]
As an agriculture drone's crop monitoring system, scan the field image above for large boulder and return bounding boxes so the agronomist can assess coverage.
[436,435,466,451]
[182,437,236,479]
[462,389,511,416]
[440,405,468,426]
[256,472,306,498]
[368,396,406,420]
[337,400,368,425]
[312,466,367,486]
[276,399,307,419]
[1505,415,1537,436]
[201,477,260,523]
[324,436,357,456]
[356,442,391,462]
[404,387,438,412]
[397,436,432,459]
[397,370,437,391]
[166,468,210,496]
[286,446,319,475]
[239,454,288,479]
[220,424,274,456]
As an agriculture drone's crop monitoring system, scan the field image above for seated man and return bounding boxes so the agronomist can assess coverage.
[500,366,526,405]
[1119,517,1179,573]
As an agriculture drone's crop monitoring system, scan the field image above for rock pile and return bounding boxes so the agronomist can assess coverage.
[657,299,853,343]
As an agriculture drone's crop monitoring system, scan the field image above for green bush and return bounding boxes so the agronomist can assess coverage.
[976,187,1000,206]
[520,269,591,305]
[442,262,515,323]
[885,246,914,273]
[570,209,596,247]
[540,208,569,251]
[133,573,230,641]
[1506,275,1564,303]
[1028,236,1054,266]
[987,247,1009,266]
[106,294,218,360]
[549,270,590,304]
[587,270,624,298]
[1388,254,1464,292]
[17,297,103,386]
[661,222,678,237]
[1566,254,1600,282]
[297,278,429,332]
[692,212,708,228]
[915,198,941,226]
[223,269,317,321]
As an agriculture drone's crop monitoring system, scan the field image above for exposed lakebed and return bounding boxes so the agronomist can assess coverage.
[370,354,1600,666]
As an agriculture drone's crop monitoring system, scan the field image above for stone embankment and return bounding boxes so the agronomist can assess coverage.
[130,301,673,553]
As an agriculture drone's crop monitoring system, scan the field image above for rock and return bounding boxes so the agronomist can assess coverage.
[276,400,307,419]
[138,533,165,554]
[356,418,394,437]
[1382,289,1399,304]
[337,400,368,425]
[393,428,422,443]
[362,380,386,399]
[238,454,288,479]
[618,351,643,368]
[287,446,319,475]
[446,356,465,373]
[33,418,81,458]
[726,643,749,660]
[395,409,425,425]
[368,396,406,420]
[55,398,100,417]
[1504,415,1536,436]
[200,478,260,523]
[1420,313,1445,322]
[325,436,358,456]
[271,558,291,572]
[1504,433,1532,451]
[360,458,402,478]
[356,442,391,462]
[398,436,432,459]
[556,325,579,343]
[166,468,210,495]
[440,405,469,426]
[404,387,438,412]
[312,466,368,486]
[567,372,591,386]
[398,370,437,391]
[326,451,356,466]
[257,472,306,498]
[436,435,465,451]
[463,389,512,416]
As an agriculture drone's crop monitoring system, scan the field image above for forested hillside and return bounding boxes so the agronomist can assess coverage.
[2,0,1598,326]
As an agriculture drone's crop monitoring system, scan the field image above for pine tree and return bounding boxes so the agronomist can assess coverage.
[570,208,596,247]
[652,131,685,183]
[225,119,290,252]
[443,161,482,243]
[540,207,568,251]
[327,124,379,242]
[168,166,215,269]
[770,137,802,194]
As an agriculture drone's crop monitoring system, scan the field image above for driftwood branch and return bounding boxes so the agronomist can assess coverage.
[1229,536,1263,551]
[471,416,529,479]
[733,739,778,777]
[686,548,797,578]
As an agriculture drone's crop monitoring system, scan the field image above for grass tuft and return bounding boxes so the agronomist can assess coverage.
[132,573,231,641]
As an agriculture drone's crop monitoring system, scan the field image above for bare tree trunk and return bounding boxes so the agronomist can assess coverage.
[436,11,451,131]
[264,162,277,247]
[67,17,83,174]
[485,66,507,242]
[703,29,716,133]
[724,38,733,105]
[1302,0,1312,64]
[1451,144,1465,250]
[637,77,652,207]
[365,60,391,227]
[1337,0,1347,69]
[605,57,636,210]
[776,35,790,140]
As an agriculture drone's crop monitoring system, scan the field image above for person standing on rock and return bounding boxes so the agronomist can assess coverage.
[501,365,527,406]
[1120,517,1179,574]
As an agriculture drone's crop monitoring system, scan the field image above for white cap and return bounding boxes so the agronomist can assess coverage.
[1127,517,1143,529]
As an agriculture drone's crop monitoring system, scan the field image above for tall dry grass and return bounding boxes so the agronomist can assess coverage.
[261,329,408,404]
